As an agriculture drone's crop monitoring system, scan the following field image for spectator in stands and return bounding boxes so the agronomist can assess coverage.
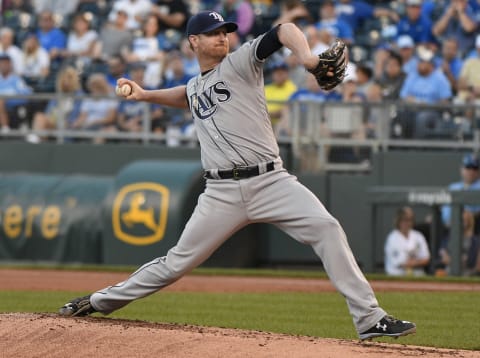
[178,38,200,80]
[439,37,463,94]
[432,0,478,57]
[108,0,152,30]
[93,9,133,62]
[315,0,353,45]
[0,53,33,131]
[334,0,399,33]
[396,0,435,45]
[36,10,67,64]
[395,35,418,74]
[441,153,480,229]
[0,27,23,75]
[162,51,191,88]
[400,46,452,138]
[437,210,480,276]
[384,206,431,276]
[27,65,83,143]
[151,0,190,33]
[19,33,50,90]
[377,51,406,100]
[355,63,374,96]
[105,55,129,89]
[31,0,79,18]
[70,72,118,143]
[117,62,168,135]
[214,0,255,41]
[272,0,311,27]
[123,14,166,89]
[456,34,480,102]
[264,61,297,132]
[63,13,99,71]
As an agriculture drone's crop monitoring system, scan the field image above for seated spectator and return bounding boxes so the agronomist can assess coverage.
[437,210,480,276]
[335,0,399,33]
[395,35,418,75]
[0,27,23,75]
[399,46,453,138]
[178,38,200,80]
[264,61,297,132]
[63,13,99,71]
[70,72,118,143]
[117,62,168,135]
[151,0,190,33]
[36,10,67,64]
[355,63,374,96]
[105,55,129,89]
[377,51,406,100]
[439,37,463,95]
[272,0,311,27]
[123,14,166,89]
[93,9,133,62]
[456,34,480,102]
[108,0,153,31]
[432,0,478,57]
[396,0,435,45]
[27,65,83,143]
[19,33,50,90]
[315,0,353,45]
[31,0,79,18]
[441,153,480,230]
[384,206,431,276]
[0,53,33,131]
[214,0,255,41]
[162,51,191,88]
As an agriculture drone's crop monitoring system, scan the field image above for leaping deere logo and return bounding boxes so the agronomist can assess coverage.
[112,182,170,246]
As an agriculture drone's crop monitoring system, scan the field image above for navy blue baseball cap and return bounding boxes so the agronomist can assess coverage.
[463,154,480,169]
[186,11,238,36]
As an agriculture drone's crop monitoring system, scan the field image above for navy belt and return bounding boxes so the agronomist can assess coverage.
[204,161,275,180]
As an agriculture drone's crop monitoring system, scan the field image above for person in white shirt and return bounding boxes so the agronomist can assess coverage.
[384,206,431,276]
[108,0,152,30]
[0,27,24,75]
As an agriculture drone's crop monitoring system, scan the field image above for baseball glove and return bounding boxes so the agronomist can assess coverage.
[308,39,347,91]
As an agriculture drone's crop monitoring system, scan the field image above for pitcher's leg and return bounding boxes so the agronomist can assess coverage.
[248,172,385,333]
[92,187,248,314]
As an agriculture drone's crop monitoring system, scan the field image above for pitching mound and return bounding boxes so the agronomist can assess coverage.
[0,313,477,358]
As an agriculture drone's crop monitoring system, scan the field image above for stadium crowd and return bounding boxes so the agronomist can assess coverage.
[0,0,479,145]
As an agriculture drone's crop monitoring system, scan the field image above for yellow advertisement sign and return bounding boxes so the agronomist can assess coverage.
[112,182,170,246]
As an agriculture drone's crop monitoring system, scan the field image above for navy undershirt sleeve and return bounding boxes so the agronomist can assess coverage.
[256,25,283,60]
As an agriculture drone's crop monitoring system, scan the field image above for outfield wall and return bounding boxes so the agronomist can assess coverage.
[0,142,470,272]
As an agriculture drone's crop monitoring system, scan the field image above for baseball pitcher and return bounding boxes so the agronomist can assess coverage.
[59,11,416,341]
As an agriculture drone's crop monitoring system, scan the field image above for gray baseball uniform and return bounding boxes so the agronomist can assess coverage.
[90,33,386,334]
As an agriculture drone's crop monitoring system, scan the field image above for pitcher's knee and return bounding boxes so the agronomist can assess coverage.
[306,218,345,244]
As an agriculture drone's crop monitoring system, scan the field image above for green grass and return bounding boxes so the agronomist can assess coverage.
[1,290,479,351]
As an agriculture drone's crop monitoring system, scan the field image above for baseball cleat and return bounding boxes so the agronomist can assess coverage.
[58,295,96,317]
[359,315,416,340]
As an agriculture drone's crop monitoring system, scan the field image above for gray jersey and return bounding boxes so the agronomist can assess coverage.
[186,35,279,170]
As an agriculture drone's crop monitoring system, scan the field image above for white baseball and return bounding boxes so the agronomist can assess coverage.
[116,83,132,96]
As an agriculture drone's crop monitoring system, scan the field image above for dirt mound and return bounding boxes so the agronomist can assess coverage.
[0,313,477,358]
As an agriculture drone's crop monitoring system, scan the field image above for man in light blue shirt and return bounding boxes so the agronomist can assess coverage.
[400,47,452,138]
[441,153,480,227]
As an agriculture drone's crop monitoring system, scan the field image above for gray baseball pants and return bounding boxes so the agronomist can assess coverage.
[91,166,386,334]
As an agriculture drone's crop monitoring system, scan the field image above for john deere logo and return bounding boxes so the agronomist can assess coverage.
[112,182,170,246]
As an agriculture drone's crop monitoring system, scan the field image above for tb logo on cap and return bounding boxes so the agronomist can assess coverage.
[209,12,224,22]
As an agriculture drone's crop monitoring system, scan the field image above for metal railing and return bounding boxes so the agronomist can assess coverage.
[1,93,480,172]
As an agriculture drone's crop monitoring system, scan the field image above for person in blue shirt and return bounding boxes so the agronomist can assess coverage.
[334,0,399,33]
[439,37,464,93]
[441,153,480,229]
[0,53,32,130]
[396,0,435,45]
[432,0,478,57]
[315,0,353,45]
[400,46,452,138]
[36,10,67,64]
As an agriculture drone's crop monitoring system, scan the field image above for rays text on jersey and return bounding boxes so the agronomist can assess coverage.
[191,81,231,120]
